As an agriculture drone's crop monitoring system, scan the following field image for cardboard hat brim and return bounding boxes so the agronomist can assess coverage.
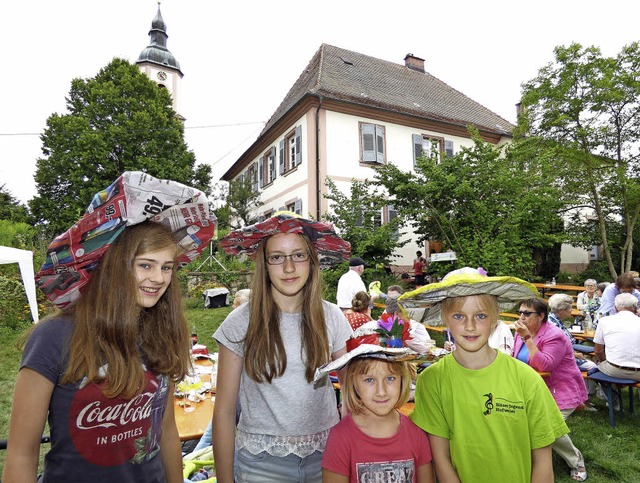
[313,344,418,382]
[398,272,538,325]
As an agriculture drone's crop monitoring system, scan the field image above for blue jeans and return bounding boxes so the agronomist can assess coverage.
[234,447,322,482]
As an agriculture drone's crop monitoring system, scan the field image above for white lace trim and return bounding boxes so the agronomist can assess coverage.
[235,429,329,458]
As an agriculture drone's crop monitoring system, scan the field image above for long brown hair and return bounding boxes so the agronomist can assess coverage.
[244,233,329,383]
[60,222,191,398]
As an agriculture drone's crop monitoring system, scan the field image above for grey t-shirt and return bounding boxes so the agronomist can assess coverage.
[214,301,352,437]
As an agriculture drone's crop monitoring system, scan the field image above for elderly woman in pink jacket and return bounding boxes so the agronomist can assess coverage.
[512,297,588,482]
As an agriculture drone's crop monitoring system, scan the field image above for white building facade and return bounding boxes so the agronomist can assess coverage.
[223,45,588,271]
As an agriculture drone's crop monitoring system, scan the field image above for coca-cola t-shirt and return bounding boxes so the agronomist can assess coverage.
[21,317,169,482]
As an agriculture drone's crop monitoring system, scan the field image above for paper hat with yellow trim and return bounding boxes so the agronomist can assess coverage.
[398,267,537,325]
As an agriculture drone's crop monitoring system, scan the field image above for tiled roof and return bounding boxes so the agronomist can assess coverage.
[261,44,514,137]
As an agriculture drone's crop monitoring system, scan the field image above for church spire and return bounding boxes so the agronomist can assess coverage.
[136,2,184,120]
[136,2,182,74]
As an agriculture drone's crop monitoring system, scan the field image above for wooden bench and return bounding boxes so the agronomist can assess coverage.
[587,370,639,427]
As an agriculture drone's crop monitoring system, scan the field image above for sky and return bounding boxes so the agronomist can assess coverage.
[2,0,640,205]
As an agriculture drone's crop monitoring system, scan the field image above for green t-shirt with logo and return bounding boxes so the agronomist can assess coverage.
[411,351,568,483]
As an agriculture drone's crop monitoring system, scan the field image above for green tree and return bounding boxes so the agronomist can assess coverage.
[30,58,212,236]
[323,177,407,268]
[519,42,640,278]
[373,130,565,278]
[0,185,30,223]
[226,177,261,229]
[0,220,35,250]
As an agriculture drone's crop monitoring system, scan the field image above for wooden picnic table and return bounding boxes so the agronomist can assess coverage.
[533,282,586,298]
[500,308,584,320]
[174,358,215,441]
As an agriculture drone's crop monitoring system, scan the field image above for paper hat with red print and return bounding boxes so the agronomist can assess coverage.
[313,312,425,382]
[36,171,216,308]
[219,211,350,267]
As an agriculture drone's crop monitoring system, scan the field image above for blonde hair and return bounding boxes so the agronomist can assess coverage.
[440,294,500,331]
[233,289,251,308]
[244,233,329,383]
[343,358,413,415]
[60,222,191,399]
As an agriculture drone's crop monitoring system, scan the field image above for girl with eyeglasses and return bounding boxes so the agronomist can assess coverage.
[212,212,353,482]
[513,297,588,482]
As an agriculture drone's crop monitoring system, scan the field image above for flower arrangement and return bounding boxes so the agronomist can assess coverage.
[374,313,411,348]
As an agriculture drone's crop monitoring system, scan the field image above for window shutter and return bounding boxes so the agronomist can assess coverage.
[412,134,423,166]
[445,140,454,158]
[279,140,285,174]
[270,147,277,180]
[294,126,302,166]
[375,125,385,163]
[355,206,364,227]
[252,162,258,192]
[294,199,302,215]
[388,204,399,236]
[361,124,376,162]
[258,156,264,188]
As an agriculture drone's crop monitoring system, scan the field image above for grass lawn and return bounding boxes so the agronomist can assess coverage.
[2,306,640,481]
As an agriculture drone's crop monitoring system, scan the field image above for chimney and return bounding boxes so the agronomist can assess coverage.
[404,53,425,73]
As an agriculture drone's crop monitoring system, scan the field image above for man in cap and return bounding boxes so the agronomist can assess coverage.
[337,257,367,311]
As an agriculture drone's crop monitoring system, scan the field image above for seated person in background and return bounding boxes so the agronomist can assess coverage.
[368,283,404,303]
[387,284,404,298]
[488,320,515,354]
[594,293,640,382]
[596,282,609,298]
[232,288,251,308]
[576,279,600,315]
[513,297,589,481]
[597,272,640,317]
[343,291,373,330]
[385,296,432,354]
[548,294,598,398]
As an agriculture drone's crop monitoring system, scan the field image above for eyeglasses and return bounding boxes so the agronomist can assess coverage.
[266,252,310,265]
[516,310,538,317]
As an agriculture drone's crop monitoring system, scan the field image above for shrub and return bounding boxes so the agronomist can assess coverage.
[0,275,34,331]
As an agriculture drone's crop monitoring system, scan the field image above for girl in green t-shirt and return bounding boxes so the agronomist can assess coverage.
[403,267,569,483]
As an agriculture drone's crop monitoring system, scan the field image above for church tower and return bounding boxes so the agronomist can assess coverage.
[136,3,184,120]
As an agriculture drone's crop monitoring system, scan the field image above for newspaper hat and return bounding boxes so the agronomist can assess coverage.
[36,171,216,308]
[313,312,424,382]
[219,211,350,267]
[398,267,537,325]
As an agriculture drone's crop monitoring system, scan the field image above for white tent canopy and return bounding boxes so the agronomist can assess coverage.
[0,246,39,322]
